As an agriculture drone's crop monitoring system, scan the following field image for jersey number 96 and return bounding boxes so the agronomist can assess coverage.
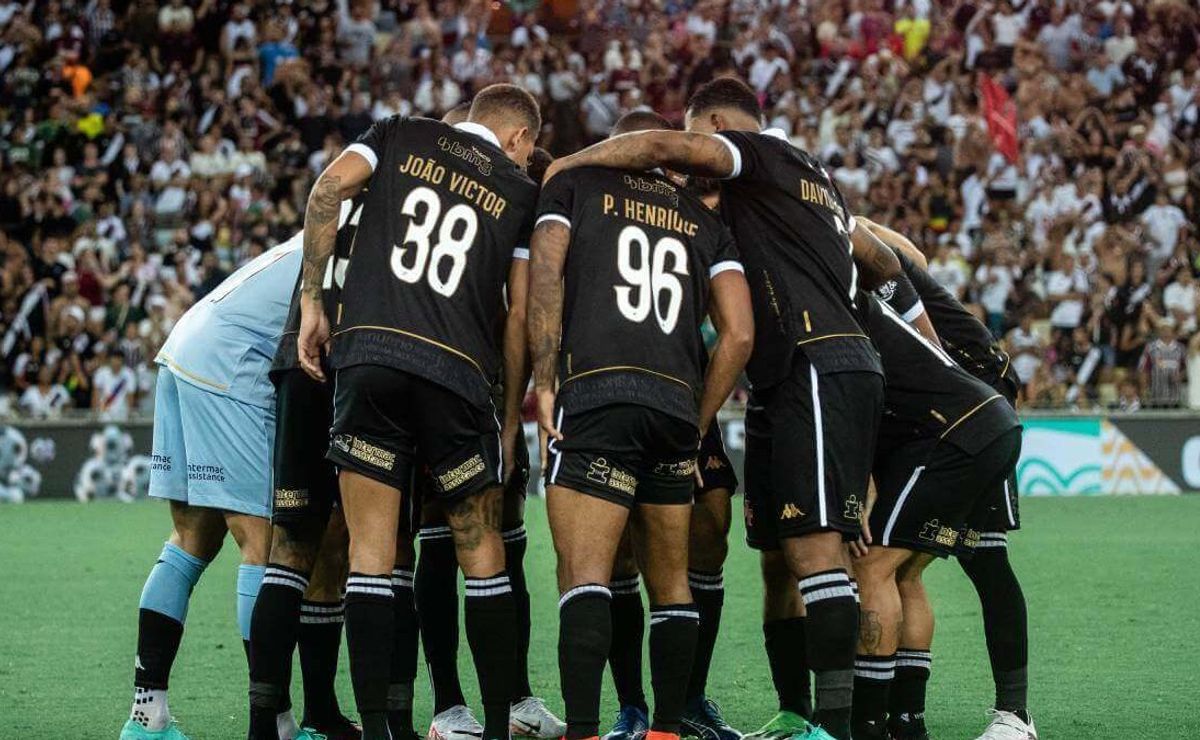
[614,225,689,335]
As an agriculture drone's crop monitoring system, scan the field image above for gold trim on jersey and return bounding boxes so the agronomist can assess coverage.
[332,326,484,375]
[561,365,692,391]
[938,394,1003,440]
[156,352,231,392]
[795,332,870,346]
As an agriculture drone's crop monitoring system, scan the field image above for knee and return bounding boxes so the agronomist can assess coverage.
[227,516,272,565]
[688,509,729,573]
[643,573,691,606]
[268,519,325,571]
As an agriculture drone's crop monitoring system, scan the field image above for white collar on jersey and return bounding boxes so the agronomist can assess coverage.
[761,127,789,141]
[454,121,502,149]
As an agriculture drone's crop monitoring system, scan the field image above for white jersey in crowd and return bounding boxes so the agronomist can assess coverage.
[94,364,139,420]
[155,235,302,409]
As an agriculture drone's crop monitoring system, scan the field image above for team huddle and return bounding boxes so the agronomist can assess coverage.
[122,77,1035,740]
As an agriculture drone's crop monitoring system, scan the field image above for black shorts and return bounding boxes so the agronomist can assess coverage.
[696,422,738,495]
[412,426,530,532]
[329,365,502,502]
[743,357,883,550]
[965,462,1021,545]
[272,369,339,525]
[871,428,1022,558]
[545,403,699,508]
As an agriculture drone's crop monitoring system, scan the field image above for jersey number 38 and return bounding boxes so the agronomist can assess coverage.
[392,186,479,297]
[614,225,689,335]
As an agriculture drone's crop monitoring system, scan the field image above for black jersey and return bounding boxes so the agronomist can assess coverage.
[330,117,538,408]
[271,196,366,379]
[537,166,742,426]
[714,129,881,386]
[879,250,1019,399]
[860,295,1019,456]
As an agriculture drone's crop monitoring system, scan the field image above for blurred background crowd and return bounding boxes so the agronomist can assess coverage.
[0,0,1198,420]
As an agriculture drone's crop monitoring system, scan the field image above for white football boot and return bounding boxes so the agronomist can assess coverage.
[510,697,567,739]
[975,709,1038,740]
[428,705,484,740]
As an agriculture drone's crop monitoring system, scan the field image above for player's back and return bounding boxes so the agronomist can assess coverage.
[538,166,741,426]
[331,116,538,407]
[157,237,301,408]
[892,250,1018,398]
[714,128,879,386]
[860,295,1018,456]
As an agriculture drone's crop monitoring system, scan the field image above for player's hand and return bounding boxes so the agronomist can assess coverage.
[535,387,561,470]
[298,295,331,382]
[852,482,878,559]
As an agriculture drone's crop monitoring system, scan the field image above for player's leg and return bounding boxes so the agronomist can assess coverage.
[299,511,360,739]
[341,470,406,740]
[505,461,567,740]
[124,502,225,739]
[416,498,483,740]
[603,527,648,740]
[389,528,420,740]
[849,547,909,740]
[681,485,738,740]
[746,550,813,740]
[547,483,630,740]
[631,501,698,740]
[888,555,935,740]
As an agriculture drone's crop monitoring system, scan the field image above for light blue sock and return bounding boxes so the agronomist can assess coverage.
[139,542,209,623]
[237,564,266,641]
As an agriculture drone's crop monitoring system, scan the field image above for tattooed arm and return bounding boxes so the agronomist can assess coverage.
[526,220,570,467]
[297,150,373,381]
[849,220,903,291]
[543,130,737,182]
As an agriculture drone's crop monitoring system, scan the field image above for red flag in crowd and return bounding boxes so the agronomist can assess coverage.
[978,73,1019,163]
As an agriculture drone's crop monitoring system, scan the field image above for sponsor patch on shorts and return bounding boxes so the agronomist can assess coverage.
[437,454,486,493]
[187,464,225,482]
[654,459,696,478]
[274,487,309,509]
[919,519,959,547]
[333,434,396,471]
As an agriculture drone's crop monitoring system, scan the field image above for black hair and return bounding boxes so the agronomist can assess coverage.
[686,76,761,121]
[611,110,673,136]
[470,83,542,134]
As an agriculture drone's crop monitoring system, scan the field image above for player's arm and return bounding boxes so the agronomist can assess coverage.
[527,219,570,460]
[858,216,927,269]
[298,149,373,381]
[699,268,754,438]
[501,251,531,482]
[849,220,902,291]
[544,130,736,181]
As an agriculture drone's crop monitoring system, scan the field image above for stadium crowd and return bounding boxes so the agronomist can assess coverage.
[1,0,1199,418]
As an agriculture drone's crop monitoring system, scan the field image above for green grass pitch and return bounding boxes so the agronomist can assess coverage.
[2,495,1198,739]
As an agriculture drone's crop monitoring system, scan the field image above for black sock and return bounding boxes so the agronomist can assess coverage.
[889,650,930,737]
[763,617,812,718]
[960,545,1028,716]
[416,528,466,714]
[346,573,396,740]
[608,574,647,712]
[852,654,895,738]
[248,566,309,739]
[504,525,533,700]
[135,609,185,691]
[686,570,724,703]
[390,568,418,736]
[648,603,699,735]
[298,599,346,727]
[560,584,613,740]
[464,572,518,740]
[799,569,858,740]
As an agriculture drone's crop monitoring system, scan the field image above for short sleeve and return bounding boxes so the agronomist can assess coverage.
[878,273,924,323]
[345,115,405,172]
[535,169,576,229]
[712,131,758,180]
[706,227,744,280]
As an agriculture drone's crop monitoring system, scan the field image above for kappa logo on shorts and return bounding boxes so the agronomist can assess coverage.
[437,454,486,492]
[335,434,396,471]
[705,455,726,471]
[843,494,864,521]
[919,519,959,547]
[586,458,612,485]
[780,503,804,520]
[274,488,309,509]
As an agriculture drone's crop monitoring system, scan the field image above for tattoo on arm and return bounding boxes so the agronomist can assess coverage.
[555,131,735,179]
[527,221,570,390]
[302,174,343,302]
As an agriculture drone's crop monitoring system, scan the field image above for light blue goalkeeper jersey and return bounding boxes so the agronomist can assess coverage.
[155,235,302,409]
